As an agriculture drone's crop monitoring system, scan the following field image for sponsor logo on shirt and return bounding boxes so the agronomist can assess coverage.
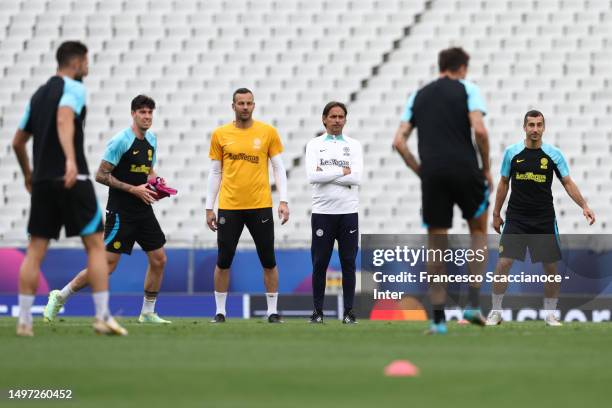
[319,158,349,167]
[515,172,546,183]
[130,164,151,173]
[228,152,260,164]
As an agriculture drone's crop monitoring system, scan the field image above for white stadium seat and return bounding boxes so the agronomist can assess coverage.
[0,0,609,246]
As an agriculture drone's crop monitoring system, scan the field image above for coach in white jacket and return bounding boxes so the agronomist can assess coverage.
[305,101,363,324]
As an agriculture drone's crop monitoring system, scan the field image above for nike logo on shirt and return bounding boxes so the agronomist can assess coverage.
[133,150,139,155]
[517,159,525,163]
[349,229,357,234]
[262,219,270,223]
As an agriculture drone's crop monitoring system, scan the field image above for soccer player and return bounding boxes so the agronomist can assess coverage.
[11,41,126,336]
[306,102,363,324]
[205,88,289,323]
[392,47,492,334]
[486,110,595,326]
[43,95,172,324]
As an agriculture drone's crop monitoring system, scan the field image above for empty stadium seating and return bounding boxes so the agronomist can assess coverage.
[0,0,610,248]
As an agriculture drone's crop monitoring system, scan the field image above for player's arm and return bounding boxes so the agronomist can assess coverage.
[492,176,510,234]
[392,121,420,176]
[95,160,156,204]
[305,140,345,184]
[270,154,289,225]
[560,176,595,225]
[469,111,493,193]
[12,129,33,193]
[57,107,78,188]
[333,142,363,187]
[205,159,222,231]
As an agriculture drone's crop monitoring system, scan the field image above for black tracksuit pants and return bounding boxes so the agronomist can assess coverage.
[311,213,359,313]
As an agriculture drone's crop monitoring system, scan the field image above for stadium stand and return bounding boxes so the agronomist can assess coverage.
[0,0,610,247]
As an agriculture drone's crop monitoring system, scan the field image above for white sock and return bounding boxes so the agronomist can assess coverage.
[141,296,156,315]
[266,292,278,316]
[543,297,558,311]
[214,291,227,316]
[18,294,35,325]
[492,293,504,311]
[59,283,75,300]
[92,291,109,321]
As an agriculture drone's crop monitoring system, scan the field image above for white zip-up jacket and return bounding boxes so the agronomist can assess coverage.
[305,134,363,214]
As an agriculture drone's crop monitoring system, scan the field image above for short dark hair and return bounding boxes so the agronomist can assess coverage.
[56,41,88,67]
[131,95,156,111]
[523,110,545,126]
[233,88,253,102]
[322,101,347,117]
[438,47,470,72]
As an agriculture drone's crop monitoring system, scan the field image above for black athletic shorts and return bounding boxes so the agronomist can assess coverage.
[421,166,489,229]
[499,217,561,263]
[217,207,276,269]
[28,179,103,239]
[103,210,166,254]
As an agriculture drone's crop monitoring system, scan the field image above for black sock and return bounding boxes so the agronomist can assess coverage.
[145,290,158,300]
[468,286,480,308]
[432,305,445,324]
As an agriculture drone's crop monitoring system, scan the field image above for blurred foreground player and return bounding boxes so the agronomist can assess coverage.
[44,95,174,324]
[486,110,595,326]
[306,102,363,324]
[205,88,289,323]
[392,47,492,334]
[11,41,126,336]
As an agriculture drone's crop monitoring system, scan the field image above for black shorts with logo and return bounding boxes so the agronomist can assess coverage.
[499,217,561,263]
[28,179,103,239]
[216,207,276,269]
[421,165,489,229]
[104,210,166,254]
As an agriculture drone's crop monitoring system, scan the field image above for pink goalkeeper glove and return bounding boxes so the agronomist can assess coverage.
[146,177,178,199]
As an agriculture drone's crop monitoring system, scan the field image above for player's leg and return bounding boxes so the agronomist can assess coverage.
[138,247,171,323]
[245,208,282,322]
[456,168,489,324]
[485,257,514,325]
[45,210,128,322]
[17,236,50,336]
[81,232,126,335]
[337,213,359,324]
[136,214,170,323]
[542,262,562,326]
[463,211,488,325]
[422,169,453,333]
[44,252,121,322]
[19,181,59,335]
[426,229,450,334]
[310,213,337,322]
[212,210,244,322]
[524,218,563,326]
[486,218,528,325]
[67,180,126,335]
[530,223,563,326]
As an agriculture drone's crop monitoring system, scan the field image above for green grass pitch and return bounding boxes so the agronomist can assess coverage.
[1,318,610,407]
